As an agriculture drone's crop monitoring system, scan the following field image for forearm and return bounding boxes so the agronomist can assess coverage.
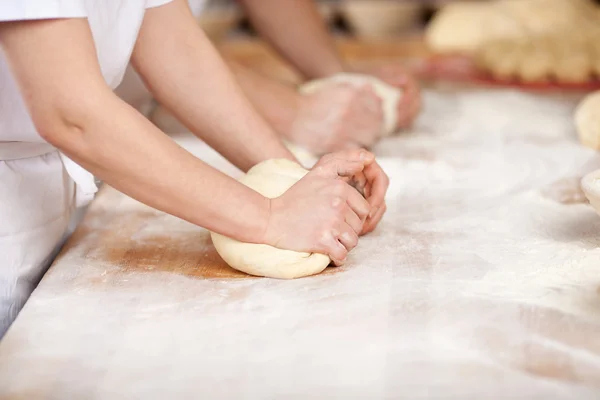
[132,1,294,172]
[0,15,272,243]
[226,59,301,138]
[239,0,345,79]
[47,91,270,243]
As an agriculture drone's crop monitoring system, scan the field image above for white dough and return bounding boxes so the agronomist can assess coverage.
[210,159,330,279]
[574,91,600,150]
[581,169,600,217]
[299,73,402,137]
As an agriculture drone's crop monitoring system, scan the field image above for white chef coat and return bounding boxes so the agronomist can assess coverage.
[0,0,173,338]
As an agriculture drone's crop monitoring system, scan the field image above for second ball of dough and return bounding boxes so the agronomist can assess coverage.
[575,91,600,150]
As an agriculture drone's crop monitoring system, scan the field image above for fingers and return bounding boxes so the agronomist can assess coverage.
[344,183,370,222]
[337,223,359,251]
[361,203,387,235]
[345,208,364,234]
[321,232,348,266]
[351,85,383,147]
[323,222,360,266]
[367,67,422,129]
[314,149,375,178]
[397,79,422,129]
[363,160,389,210]
[347,171,367,197]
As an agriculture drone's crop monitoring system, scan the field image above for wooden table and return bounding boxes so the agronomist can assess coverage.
[218,36,431,83]
[1,41,600,399]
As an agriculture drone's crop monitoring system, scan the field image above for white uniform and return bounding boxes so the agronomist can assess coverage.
[0,0,173,338]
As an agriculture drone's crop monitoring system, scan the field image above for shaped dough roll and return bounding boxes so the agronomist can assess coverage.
[575,91,600,151]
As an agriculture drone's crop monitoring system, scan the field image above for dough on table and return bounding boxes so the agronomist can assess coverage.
[210,159,330,279]
[581,169,600,217]
[298,73,402,137]
[574,90,600,150]
[429,0,600,83]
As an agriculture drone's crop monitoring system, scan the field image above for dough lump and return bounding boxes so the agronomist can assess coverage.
[429,0,600,83]
[575,91,600,150]
[210,159,330,279]
[582,169,600,217]
[299,73,402,137]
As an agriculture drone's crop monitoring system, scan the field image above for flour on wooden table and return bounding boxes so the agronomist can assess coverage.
[1,87,599,399]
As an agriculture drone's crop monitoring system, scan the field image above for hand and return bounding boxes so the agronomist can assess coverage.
[287,83,384,154]
[357,64,422,130]
[360,159,389,235]
[263,149,374,265]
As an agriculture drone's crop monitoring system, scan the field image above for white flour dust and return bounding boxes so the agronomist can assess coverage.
[1,87,600,399]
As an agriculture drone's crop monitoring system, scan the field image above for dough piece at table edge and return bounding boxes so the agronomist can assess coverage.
[210,159,331,279]
[581,169,600,217]
[298,73,402,137]
[574,90,600,151]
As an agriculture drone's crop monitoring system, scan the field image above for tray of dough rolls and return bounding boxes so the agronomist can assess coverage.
[410,53,600,92]
[420,0,600,91]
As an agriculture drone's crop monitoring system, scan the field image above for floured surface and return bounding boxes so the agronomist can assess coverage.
[1,88,600,399]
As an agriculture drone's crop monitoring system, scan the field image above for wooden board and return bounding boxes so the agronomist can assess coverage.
[218,36,431,84]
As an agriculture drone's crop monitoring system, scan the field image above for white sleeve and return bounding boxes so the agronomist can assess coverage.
[146,0,174,9]
[0,0,87,22]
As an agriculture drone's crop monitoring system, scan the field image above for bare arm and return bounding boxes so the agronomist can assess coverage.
[226,59,301,137]
[133,0,294,172]
[238,0,421,129]
[239,0,345,79]
[0,17,269,243]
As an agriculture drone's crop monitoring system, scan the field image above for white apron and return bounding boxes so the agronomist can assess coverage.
[0,0,173,338]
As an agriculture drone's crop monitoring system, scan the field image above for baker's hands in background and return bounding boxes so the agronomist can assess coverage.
[354,64,422,130]
[286,83,384,153]
[262,149,388,265]
[238,0,422,151]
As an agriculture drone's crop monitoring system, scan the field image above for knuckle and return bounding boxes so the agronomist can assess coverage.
[344,232,358,247]
[331,195,345,209]
[332,247,348,262]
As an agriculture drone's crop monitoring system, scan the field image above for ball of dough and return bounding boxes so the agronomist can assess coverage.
[210,159,330,279]
[575,91,600,150]
[298,73,402,137]
[581,169,600,216]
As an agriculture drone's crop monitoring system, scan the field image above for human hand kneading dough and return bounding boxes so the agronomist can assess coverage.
[356,64,422,130]
[262,149,387,265]
[287,84,384,154]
